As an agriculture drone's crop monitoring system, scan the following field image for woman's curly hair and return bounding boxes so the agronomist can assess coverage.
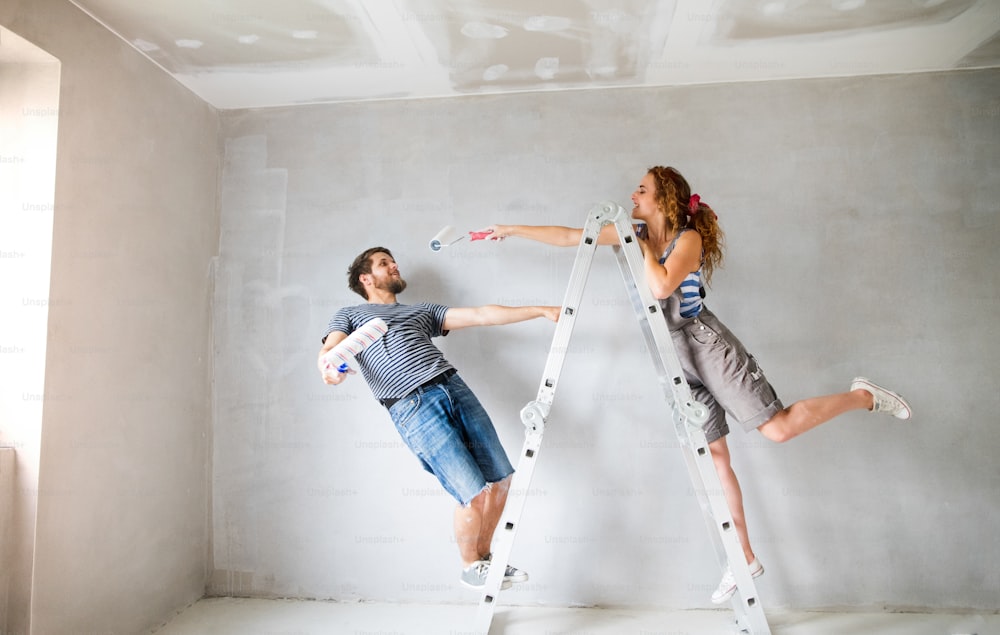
[646,166,724,284]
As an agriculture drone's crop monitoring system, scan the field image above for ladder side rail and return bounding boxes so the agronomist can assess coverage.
[531,206,611,408]
[607,207,771,634]
[474,203,612,634]
[472,428,542,634]
[615,252,672,384]
[677,434,771,634]
[607,211,707,427]
[607,211,749,588]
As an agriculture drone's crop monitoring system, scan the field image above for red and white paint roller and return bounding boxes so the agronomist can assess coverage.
[321,318,388,375]
[429,226,493,251]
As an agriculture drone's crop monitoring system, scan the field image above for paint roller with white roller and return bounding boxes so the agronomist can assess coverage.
[429,226,494,251]
[429,225,463,251]
[321,317,388,375]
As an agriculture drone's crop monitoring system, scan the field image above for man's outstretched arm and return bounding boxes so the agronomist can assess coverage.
[443,305,560,331]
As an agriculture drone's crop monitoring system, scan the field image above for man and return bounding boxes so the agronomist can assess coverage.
[318,246,559,589]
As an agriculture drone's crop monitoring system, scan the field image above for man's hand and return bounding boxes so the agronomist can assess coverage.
[321,365,355,385]
[318,330,353,384]
[541,306,561,322]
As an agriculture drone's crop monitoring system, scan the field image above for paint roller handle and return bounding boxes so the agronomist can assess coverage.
[477,224,511,241]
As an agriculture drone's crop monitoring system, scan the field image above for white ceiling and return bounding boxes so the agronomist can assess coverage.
[68,0,1000,110]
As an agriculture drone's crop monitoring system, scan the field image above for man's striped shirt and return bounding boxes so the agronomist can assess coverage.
[324,302,454,401]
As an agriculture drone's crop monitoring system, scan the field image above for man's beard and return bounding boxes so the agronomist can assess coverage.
[379,276,407,295]
[389,278,407,294]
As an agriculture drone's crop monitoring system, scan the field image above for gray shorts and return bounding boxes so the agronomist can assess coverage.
[669,307,783,443]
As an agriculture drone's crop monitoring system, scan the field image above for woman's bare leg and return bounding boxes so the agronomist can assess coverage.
[758,388,872,443]
[709,437,755,564]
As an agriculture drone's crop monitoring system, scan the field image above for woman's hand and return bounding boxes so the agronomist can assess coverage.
[482,224,511,241]
[636,236,650,257]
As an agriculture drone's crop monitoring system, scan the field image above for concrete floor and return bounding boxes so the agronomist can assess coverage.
[154,597,999,635]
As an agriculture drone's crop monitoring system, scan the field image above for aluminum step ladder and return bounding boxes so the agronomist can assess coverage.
[474,201,771,634]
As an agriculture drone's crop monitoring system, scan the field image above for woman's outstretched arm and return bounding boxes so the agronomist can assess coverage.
[485,224,621,246]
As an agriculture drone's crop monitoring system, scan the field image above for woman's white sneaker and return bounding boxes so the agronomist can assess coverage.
[851,377,912,419]
[711,557,764,604]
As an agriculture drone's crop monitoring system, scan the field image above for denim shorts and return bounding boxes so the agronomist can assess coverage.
[670,307,784,443]
[387,373,514,505]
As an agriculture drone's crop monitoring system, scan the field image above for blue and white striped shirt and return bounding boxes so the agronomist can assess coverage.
[659,230,703,319]
[325,303,454,401]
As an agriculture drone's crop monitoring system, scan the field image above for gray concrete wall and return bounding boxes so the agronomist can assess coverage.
[214,67,1000,612]
[0,1,219,633]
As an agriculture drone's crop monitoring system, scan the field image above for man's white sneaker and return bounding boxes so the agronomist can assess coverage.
[460,560,512,591]
[486,552,529,583]
[851,377,912,420]
[711,557,764,604]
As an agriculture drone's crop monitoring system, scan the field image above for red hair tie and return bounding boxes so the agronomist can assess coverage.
[687,194,701,216]
[687,193,718,220]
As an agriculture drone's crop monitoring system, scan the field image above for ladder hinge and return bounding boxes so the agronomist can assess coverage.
[520,401,549,432]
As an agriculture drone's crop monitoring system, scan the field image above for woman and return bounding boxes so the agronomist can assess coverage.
[484,165,911,603]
